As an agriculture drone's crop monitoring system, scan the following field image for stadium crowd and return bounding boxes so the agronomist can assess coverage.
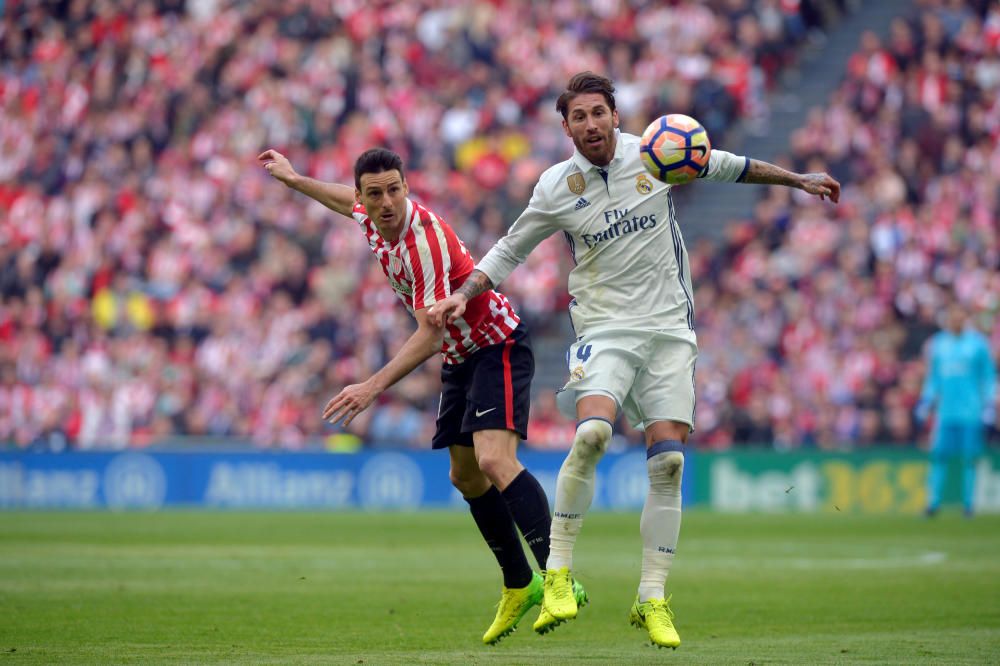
[1,0,996,451]
[691,0,1000,449]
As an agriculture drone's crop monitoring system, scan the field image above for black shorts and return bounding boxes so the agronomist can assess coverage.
[431,324,534,449]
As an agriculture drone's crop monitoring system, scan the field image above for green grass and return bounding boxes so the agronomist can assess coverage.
[1,511,998,665]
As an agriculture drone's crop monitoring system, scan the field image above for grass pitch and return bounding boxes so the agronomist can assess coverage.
[1,511,998,664]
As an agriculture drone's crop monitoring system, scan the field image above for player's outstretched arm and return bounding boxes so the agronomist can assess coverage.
[322,309,444,427]
[741,159,841,203]
[426,270,494,327]
[258,148,356,217]
[427,180,557,327]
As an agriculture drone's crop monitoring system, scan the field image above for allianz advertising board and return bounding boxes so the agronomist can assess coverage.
[1,450,997,513]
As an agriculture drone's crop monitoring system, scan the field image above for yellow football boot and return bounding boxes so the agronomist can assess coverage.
[628,595,680,649]
[482,571,544,645]
[533,577,588,634]
[540,566,579,623]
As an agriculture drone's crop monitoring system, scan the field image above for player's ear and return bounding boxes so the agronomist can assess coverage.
[561,119,572,138]
[612,109,619,129]
[355,188,362,203]
[402,179,409,196]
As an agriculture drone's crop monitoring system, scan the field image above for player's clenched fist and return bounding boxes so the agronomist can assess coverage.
[257,149,297,185]
[427,294,468,327]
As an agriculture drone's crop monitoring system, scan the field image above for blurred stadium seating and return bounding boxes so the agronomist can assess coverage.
[0,0,996,452]
[691,0,1000,449]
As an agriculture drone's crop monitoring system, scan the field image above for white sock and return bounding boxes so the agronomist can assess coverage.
[638,447,684,602]
[547,418,612,571]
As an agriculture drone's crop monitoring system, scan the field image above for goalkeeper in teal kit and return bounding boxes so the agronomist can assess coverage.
[916,304,997,516]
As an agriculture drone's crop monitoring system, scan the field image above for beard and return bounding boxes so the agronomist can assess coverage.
[573,128,615,166]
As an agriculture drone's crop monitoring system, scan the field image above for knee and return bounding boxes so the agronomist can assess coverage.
[566,418,613,470]
[472,430,521,488]
[450,463,489,497]
[575,418,613,454]
[648,450,684,495]
[475,449,517,485]
[648,450,684,481]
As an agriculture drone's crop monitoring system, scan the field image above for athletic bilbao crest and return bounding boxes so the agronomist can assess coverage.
[385,253,412,296]
[567,173,586,195]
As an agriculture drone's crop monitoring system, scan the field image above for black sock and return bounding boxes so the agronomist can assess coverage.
[501,469,552,571]
[466,486,533,588]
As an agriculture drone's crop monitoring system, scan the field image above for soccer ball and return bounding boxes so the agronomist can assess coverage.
[639,114,712,185]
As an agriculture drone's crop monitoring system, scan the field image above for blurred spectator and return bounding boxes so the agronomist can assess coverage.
[526,392,577,450]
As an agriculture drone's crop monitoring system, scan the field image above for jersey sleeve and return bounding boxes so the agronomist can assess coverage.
[476,180,560,287]
[351,202,366,223]
[698,149,750,183]
[404,216,453,311]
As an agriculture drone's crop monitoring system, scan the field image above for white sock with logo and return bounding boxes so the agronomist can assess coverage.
[546,418,612,571]
[638,443,684,602]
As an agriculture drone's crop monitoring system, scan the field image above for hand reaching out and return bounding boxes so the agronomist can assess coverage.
[257,149,297,186]
[322,380,380,428]
[800,172,841,203]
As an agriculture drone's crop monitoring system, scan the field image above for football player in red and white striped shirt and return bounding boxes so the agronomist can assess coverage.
[259,147,557,644]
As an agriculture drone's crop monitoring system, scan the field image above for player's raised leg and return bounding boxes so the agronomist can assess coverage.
[467,327,553,573]
[628,419,685,649]
[474,428,552,571]
[449,445,540,645]
[471,430,547,644]
[535,395,613,632]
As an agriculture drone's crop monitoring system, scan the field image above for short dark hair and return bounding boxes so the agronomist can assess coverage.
[354,148,405,190]
[556,72,616,119]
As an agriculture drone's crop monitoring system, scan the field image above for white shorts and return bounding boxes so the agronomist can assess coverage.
[555,328,698,431]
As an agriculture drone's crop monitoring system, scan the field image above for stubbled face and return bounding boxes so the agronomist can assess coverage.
[357,170,409,240]
[562,92,619,167]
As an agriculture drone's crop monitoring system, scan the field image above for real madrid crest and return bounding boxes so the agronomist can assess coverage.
[567,173,586,195]
[570,364,585,381]
[635,174,653,195]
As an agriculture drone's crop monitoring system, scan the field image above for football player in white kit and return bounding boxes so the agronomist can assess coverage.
[428,72,840,648]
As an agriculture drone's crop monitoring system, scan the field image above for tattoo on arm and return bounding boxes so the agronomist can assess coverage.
[741,159,803,189]
[455,270,493,301]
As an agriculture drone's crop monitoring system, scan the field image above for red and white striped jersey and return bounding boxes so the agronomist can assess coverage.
[352,199,520,365]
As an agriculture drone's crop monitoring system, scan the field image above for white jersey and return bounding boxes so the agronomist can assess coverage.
[477,130,748,336]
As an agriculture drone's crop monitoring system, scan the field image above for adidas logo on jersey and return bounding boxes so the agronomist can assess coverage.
[574,197,591,210]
